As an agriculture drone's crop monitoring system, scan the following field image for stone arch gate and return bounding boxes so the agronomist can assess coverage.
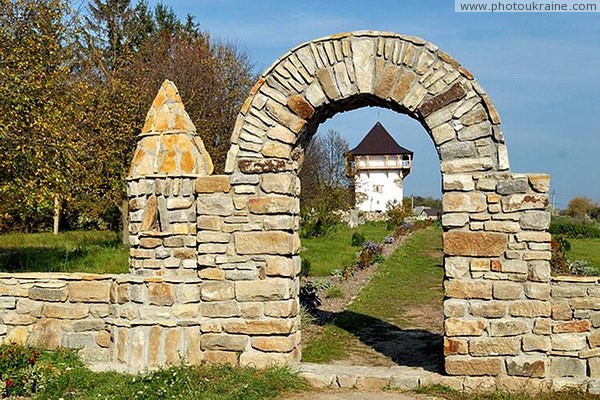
[4,31,600,388]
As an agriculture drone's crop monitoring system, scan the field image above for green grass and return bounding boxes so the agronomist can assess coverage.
[566,238,600,270]
[0,230,129,274]
[303,227,444,363]
[1,344,308,400]
[301,221,390,277]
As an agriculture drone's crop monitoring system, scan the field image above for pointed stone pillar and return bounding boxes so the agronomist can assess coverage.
[127,80,213,276]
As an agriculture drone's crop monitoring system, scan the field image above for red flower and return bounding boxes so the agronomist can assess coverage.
[5,379,14,388]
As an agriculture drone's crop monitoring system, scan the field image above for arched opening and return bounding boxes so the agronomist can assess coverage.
[297,106,445,371]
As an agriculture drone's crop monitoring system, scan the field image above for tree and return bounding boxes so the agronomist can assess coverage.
[566,196,597,220]
[299,129,353,211]
[0,0,78,232]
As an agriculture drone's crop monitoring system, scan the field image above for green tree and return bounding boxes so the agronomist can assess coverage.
[567,196,597,220]
[0,0,78,232]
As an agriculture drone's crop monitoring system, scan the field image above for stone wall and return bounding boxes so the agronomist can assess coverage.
[0,31,597,390]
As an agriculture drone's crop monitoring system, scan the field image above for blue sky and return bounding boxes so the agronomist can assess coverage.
[150,0,600,207]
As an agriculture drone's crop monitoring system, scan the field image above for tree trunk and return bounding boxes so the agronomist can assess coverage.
[121,199,129,246]
[53,196,60,235]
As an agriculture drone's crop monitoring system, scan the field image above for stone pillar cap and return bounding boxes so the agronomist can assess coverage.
[128,80,213,177]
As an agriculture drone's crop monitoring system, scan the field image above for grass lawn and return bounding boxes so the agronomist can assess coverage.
[303,226,444,363]
[0,230,129,274]
[0,345,307,400]
[300,221,390,277]
[566,238,600,270]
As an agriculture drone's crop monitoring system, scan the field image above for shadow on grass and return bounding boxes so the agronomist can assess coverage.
[311,309,444,373]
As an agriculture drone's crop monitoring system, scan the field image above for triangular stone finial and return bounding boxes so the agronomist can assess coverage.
[140,80,197,135]
[129,80,214,177]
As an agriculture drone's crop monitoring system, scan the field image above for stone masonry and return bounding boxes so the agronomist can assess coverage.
[0,31,598,391]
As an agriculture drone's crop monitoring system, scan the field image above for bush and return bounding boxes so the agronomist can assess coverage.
[555,235,571,253]
[0,345,41,397]
[568,259,597,276]
[550,217,600,239]
[386,201,411,230]
[355,241,383,269]
[300,208,339,238]
[351,232,365,246]
[550,238,569,275]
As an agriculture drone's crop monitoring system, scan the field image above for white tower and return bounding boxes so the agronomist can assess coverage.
[348,122,413,212]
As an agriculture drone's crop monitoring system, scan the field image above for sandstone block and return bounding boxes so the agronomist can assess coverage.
[264,300,299,318]
[200,301,240,318]
[265,256,295,277]
[444,299,468,318]
[520,211,550,231]
[261,174,298,195]
[502,194,548,212]
[470,337,520,356]
[239,350,292,369]
[27,319,62,349]
[148,283,175,306]
[470,301,506,318]
[444,337,469,356]
[528,174,550,193]
[197,193,233,216]
[235,231,299,255]
[444,318,486,336]
[6,326,29,345]
[236,279,290,301]
[443,193,487,213]
[430,123,455,145]
[493,281,523,300]
[534,319,552,335]
[524,282,550,300]
[68,281,110,303]
[444,231,507,257]
[551,334,587,351]
[252,335,297,352]
[200,281,235,301]
[553,320,591,334]
[43,303,89,319]
[548,357,586,377]
[506,356,546,378]
[201,334,248,351]
[195,176,231,193]
[263,215,296,231]
[552,302,573,321]
[445,357,503,376]
[29,285,68,302]
[509,301,551,317]
[223,319,296,335]
[489,319,529,336]
[445,279,492,299]
[484,220,521,233]
[247,195,298,214]
[522,334,551,352]
[528,261,551,282]
[198,216,221,231]
[445,257,470,278]
[203,350,237,365]
[442,213,469,228]
[198,268,225,280]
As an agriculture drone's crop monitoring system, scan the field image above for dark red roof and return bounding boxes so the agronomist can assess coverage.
[349,122,413,156]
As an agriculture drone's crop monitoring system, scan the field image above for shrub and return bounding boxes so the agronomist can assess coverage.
[351,232,365,247]
[568,259,598,276]
[385,201,411,230]
[0,345,41,397]
[555,235,571,253]
[550,217,600,239]
[355,241,383,269]
[300,208,339,238]
[550,238,569,275]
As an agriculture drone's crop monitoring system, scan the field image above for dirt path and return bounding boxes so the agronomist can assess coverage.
[301,228,445,372]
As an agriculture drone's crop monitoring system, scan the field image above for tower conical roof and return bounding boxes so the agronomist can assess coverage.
[349,122,413,156]
[129,80,213,177]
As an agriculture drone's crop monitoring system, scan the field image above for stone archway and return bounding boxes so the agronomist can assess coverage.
[218,31,552,376]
